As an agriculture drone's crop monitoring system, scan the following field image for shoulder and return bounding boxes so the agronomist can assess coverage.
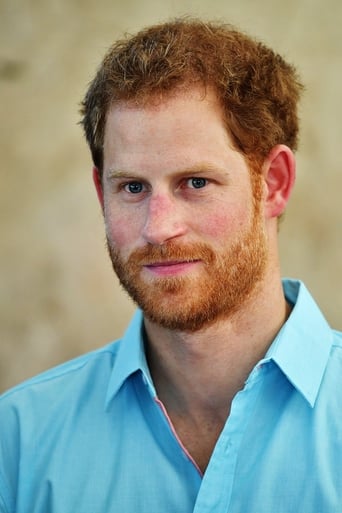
[329,329,342,362]
[0,340,121,412]
[0,340,121,467]
[317,329,342,410]
[0,340,123,513]
[328,329,342,364]
[332,329,342,347]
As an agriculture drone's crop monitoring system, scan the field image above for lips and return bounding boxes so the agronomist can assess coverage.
[147,259,197,266]
[125,241,216,277]
[143,259,200,276]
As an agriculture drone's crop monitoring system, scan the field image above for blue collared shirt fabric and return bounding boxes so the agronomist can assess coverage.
[1,279,342,513]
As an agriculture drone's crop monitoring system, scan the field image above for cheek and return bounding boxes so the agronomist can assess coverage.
[202,214,228,239]
[199,208,248,240]
[105,209,140,249]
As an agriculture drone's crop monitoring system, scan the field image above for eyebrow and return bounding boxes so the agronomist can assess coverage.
[107,169,139,180]
[106,163,229,180]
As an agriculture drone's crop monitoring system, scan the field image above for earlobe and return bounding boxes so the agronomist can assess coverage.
[263,145,296,219]
[92,166,104,211]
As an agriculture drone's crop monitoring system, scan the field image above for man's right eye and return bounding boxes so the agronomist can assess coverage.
[124,182,144,194]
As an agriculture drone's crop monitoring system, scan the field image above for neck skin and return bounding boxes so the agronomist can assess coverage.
[144,255,291,472]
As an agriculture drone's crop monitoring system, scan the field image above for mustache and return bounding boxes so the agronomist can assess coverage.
[126,241,216,266]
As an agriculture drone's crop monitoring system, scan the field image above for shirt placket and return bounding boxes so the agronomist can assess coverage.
[192,365,265,513]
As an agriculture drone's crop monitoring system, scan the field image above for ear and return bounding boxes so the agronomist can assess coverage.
[262,145,296,219]
[92,166,104,211]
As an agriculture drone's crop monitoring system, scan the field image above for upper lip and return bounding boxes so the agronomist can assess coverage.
[145,259,199,267]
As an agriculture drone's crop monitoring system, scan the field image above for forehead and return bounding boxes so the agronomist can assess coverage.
[105,85,229,133]
[103,87,244,173]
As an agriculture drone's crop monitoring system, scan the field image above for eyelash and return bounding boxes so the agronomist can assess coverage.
[121,177,208,195]
[123,181,145,194]
[186,177,207,189]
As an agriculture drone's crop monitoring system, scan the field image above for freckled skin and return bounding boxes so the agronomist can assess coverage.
[91,87,296,471]
[99,88,267,330]
[102,90,254,255]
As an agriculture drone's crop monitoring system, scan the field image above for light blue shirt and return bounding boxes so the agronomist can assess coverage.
[1,279,342,513]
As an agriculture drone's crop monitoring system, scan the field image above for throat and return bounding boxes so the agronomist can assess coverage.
[167,408,228,474]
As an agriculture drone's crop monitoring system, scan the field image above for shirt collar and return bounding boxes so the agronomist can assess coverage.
[105,279,333,409]
[105,309,156,408]
[264,279,333,407]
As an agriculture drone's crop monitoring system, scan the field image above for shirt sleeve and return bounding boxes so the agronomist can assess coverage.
[0,481,11,513]
[0,395,19,513]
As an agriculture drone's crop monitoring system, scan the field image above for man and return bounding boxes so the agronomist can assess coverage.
[1,19,341,513]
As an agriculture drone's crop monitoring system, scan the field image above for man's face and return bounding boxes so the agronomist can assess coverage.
[100,88,268,331]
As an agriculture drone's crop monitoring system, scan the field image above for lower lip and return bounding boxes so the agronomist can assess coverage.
[144,261,200,277]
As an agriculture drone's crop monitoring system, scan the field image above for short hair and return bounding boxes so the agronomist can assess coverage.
[80,18,303,174]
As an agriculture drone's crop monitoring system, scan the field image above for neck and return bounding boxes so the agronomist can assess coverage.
[144,272,291,471]
[146,274,289,411]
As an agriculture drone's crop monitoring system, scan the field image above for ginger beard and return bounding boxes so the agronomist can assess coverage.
[106,175,268,332]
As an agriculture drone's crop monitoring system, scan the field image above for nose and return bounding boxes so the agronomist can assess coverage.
[142,193,186,245]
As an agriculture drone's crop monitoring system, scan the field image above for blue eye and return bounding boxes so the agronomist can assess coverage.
[125,182,143,194]
[189,177,207,189]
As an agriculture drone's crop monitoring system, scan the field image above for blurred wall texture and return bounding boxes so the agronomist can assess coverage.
[1,0,341,392]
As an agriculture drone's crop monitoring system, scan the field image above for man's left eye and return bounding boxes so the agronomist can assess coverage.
[188,177,207,189]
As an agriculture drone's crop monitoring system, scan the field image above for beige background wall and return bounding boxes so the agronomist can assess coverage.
[0,0,341,392]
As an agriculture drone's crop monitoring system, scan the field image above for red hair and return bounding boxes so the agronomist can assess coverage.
[80,18,303,174]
